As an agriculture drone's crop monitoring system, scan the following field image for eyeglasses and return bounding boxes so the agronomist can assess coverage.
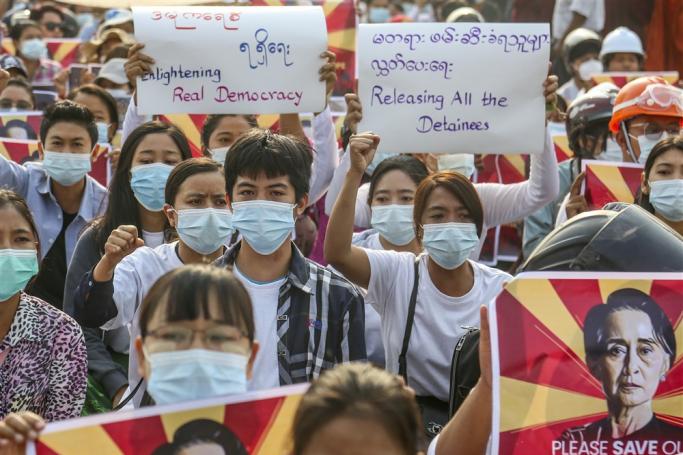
[43,22,63,32]
[0,99,33,110]
[145,325,248,352]
[628,122,681,141]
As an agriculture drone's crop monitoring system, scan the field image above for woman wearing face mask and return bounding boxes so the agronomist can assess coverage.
[325,133,511,436]
[354,155,428,255]
[64,121,191,414]
[74,158,233,407]
[0,264,257,448]
[327,83,560,260]
[637,134,683,236]
[201,114,259,165]
[0,189,86,425]
[9,21,62,88]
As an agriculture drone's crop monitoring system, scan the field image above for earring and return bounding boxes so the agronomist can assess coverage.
[660,374,666,382]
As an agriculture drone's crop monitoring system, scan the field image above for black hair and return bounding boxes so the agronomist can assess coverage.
[10,20,41,41]
[200,114,259,152]
[151,419,248,455]
[2,77,36,108]
[638,134,683,214]
[40,100,98,149]
[139,265,254,344]
[224,129,313,202]
[92,121,192,253]
[164,157,223,205]
[584,288,676,374]
[29,5,64,24]
[368,155,429,204]
[292,363,422,455]
[68,84,120,138]
[568,40,601,64]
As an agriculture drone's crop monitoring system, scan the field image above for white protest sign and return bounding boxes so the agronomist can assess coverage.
[132,6,328,115]
[358,23,551,155]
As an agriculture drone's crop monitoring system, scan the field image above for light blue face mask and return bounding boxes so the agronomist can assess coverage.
[20,38,47,61]
[232,200,295,255]
[0,249,39,301]
[209,146,230,165]
[130,163,174,212]
[146,349,248,405]
[649,179,683,222]
[371,204,415,246]
[368,7,391,23]
[596,137,623,162]
[96,122,110,144]
[175,208,233,255]
[43,151,92,185]
[422,222,479,270]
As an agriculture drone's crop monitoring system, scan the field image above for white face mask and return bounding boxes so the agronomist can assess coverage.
[437,154,475,179]
[106,88,130,99]
[596,137,623,162]
[146,348,248,405]
[578,59,603,82]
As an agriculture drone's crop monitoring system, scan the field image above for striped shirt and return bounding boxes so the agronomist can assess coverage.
[215,242,366,385]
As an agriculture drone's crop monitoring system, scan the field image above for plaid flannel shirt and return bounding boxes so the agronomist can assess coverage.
[215,242,366,385]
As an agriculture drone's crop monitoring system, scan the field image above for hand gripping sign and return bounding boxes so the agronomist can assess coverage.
[132,6,328,115]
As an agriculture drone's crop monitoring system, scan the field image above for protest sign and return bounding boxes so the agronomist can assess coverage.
[0,138,40,163]
[0,111,43,140]
[591,71,679,89]
[492,272,683,455]
[132,6,328,115]
[29,384,308,455]
[357,23,550,154]
[581,160,643,210]
[547,121,573,163]
[0,38,82,68]
[250,0,357,97]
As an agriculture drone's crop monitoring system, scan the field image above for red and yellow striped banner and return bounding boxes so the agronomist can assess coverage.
[495,275,683,454]
[34,386,307,455]
[0,138,40,163]
[591,71,679,89]
[0,112,43,140]
[582,160,644,210]
[552,134,573,163]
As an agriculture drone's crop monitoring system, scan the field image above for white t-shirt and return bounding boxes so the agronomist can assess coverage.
[366,251,510,401]
[233,265,286,391]
[552,0,605,38]
[142,230,165,249]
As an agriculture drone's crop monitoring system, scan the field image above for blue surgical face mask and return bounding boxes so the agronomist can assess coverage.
[130,163,174,212]
[371,204,415,246]
[145,349,248,405]
[369,7,391,23]
[422,222,479,270]
[209,146,229,165]
[632,132,674,164]
[596,137,623,162]
[43,151,92,185]
[0,249,39,301]
[438,154,475,178]
[96,122,110,144]
[232,200,295,255]
[649,179,683,222]
[175,208,233,255]
[20,38,47,61]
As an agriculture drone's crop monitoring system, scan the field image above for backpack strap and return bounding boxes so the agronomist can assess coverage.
[399,256,421,383]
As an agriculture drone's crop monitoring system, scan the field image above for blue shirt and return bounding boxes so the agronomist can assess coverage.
[0,155,108,263]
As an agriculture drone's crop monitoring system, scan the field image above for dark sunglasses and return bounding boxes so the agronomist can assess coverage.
[43,22,63,32]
